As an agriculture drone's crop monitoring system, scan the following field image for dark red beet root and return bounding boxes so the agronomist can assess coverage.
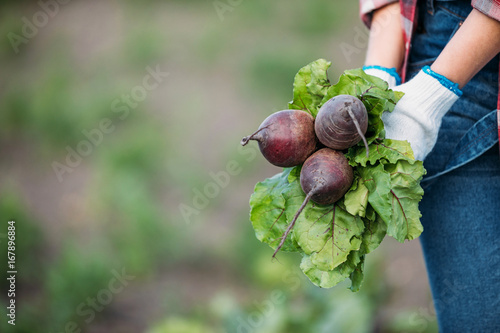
[300,148,354,205]
[272,148,353,258]
[315,95,369,156]
[241,110,317,167]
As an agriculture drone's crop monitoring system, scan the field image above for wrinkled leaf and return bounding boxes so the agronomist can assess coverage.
[349,254,365,292]
[385,160,425,242]
[346,139,415,167]
[287,165,301,183]
[359,163,392,224]
[300,250,363,289]
[362,97,391,143]
[283,180,365,271]
[288,59,331,117]
[344,175,369,218]
[385,157,426,183]
[249,169,300,252]
[357,157,425,243]
[360,215,387,254]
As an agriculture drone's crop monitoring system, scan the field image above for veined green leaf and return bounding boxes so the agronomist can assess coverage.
[300,250,363,289]
[347,139,415,167]
[359,163,392,224]
[349,254,365,292]
[360,214,387,254]
[288,59,331,117]
[344,175,369,218]
[283,180,365,271]
[385,160,425,242]
[249,169,300,252]
[287,165,301,183]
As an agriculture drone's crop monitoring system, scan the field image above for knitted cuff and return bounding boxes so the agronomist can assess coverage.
[421,66,463,96]
[363,65,402,88]
[395,68,462,124]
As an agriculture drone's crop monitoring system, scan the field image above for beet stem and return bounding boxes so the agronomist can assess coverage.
[240,126,268,146]
[272,189,316,259]
[359,86,375,101]
[345,106,369,158]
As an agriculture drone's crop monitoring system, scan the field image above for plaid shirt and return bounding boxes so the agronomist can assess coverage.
[359,0,500,149]
[360,0,500,29]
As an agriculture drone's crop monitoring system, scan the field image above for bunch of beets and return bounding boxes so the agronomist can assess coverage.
[241,95,370,258]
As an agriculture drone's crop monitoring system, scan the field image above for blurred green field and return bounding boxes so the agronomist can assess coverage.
[0,1,437,332]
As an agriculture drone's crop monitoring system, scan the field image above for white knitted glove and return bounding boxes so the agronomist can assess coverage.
[382,66,462,161]
[363,65,401,88]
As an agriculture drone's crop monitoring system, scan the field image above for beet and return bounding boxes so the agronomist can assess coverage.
[299,148,354,205]
[315,95,369,157]
[241,110,318,167]
[273,148,353,258]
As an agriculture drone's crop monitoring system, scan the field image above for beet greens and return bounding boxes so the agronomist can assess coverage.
[248,59,425,291]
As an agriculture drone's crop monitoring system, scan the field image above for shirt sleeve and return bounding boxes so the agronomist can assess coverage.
[360,0,399,27]
[471,0,500,22]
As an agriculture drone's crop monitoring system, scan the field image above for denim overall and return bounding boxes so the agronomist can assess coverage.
[408,0,500,331]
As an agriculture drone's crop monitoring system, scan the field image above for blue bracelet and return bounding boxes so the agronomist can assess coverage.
[422,65,463,97]
[363,65,402,85]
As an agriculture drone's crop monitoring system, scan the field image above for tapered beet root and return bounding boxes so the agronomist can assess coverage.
[315,95,369,156]
[241,110,317,167]
[273,148,353,258]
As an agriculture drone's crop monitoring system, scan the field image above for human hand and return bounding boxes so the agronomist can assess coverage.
[363,65,401,88]
[382,66,462,161]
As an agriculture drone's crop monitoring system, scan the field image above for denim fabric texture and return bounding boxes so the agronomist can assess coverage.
[407,1,500,331]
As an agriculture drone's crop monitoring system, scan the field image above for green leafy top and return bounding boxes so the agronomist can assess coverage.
[288,58,331,116]
[250,59,425,291]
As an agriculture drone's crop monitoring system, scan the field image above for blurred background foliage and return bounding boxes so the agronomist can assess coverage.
[0,0,437,332]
